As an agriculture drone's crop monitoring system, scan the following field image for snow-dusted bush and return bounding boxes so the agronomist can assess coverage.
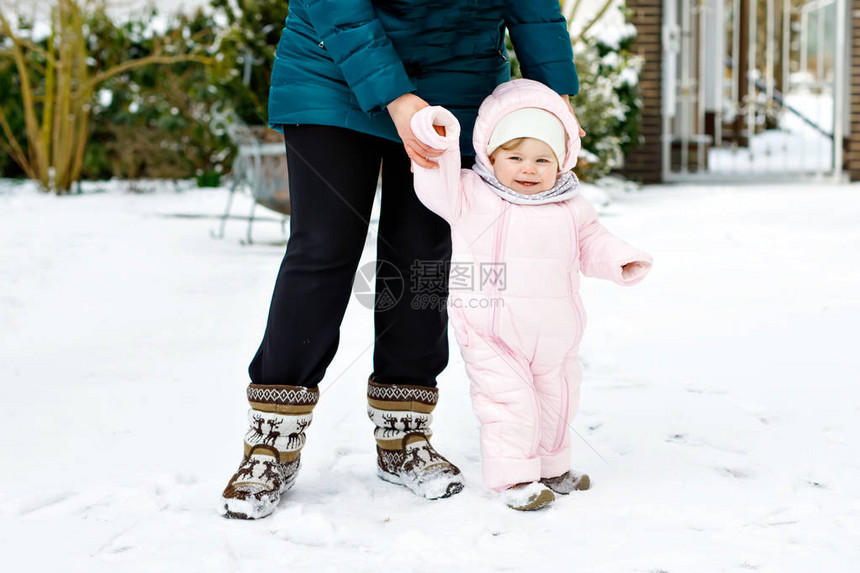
[206,0,282,126]
[87,0,284,182]
[507,4,643,181]
[571,13,643,181]
[88,6,233,182]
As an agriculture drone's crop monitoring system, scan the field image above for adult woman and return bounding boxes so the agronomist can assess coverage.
[221,0,581,520]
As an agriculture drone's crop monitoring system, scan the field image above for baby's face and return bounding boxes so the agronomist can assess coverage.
[490,138,559,194]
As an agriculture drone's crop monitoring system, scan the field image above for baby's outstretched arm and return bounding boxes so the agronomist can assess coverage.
[410,106,468,224]
[573,197,652,285]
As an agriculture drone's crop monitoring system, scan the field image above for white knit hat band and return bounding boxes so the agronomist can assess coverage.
[487,108,566,163]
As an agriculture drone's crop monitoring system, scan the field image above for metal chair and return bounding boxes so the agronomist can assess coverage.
[215,119,290,244]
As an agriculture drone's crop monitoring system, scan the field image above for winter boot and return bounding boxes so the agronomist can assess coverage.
[501,482,555,511]
[540,470,591,494]
[367,376,465,499]
[221,384,319,519]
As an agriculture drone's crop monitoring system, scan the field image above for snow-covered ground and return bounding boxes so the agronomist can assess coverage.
[1,178,859,572]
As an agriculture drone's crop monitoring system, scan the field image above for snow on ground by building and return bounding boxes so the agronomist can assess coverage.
[709,91,837,175]
[0,178,858,572]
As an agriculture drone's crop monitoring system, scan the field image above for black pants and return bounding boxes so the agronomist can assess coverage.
[249,125,473,389]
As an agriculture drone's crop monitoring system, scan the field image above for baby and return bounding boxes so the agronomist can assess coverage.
[410,79,652,510]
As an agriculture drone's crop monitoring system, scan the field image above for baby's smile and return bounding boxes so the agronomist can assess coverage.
[490,137,559,195]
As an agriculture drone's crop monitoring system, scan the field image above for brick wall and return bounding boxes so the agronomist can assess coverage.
[623,0,664,183]
[846,1,860,180]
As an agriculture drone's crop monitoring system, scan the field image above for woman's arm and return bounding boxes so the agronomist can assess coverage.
[505,0,579,96]
[409,106,468,224]
[299,1,444,168]
[300,0,415,115]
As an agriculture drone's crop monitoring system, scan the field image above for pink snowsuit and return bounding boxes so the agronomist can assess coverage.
[411,79,652,490]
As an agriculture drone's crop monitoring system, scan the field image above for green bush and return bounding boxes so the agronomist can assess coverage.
[0,45,26,178]
[85,0,286,181]
[0,15,34,179]
[208,0,284,126]
[0,1,286,182]
[85,7,237,181]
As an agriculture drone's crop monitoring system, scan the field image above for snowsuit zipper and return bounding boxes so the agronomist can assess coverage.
[549,200,584,452]
[489,204,543,457]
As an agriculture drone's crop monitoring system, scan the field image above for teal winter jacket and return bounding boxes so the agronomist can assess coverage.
[268,0,579,155]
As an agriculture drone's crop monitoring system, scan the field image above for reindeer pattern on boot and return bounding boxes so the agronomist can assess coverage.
[368,407,433,440]
[235,458,259,482]
[244,410,313,453]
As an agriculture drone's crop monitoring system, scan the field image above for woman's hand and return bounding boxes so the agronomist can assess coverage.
[559,94,586,137]
[387,93,445,169]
